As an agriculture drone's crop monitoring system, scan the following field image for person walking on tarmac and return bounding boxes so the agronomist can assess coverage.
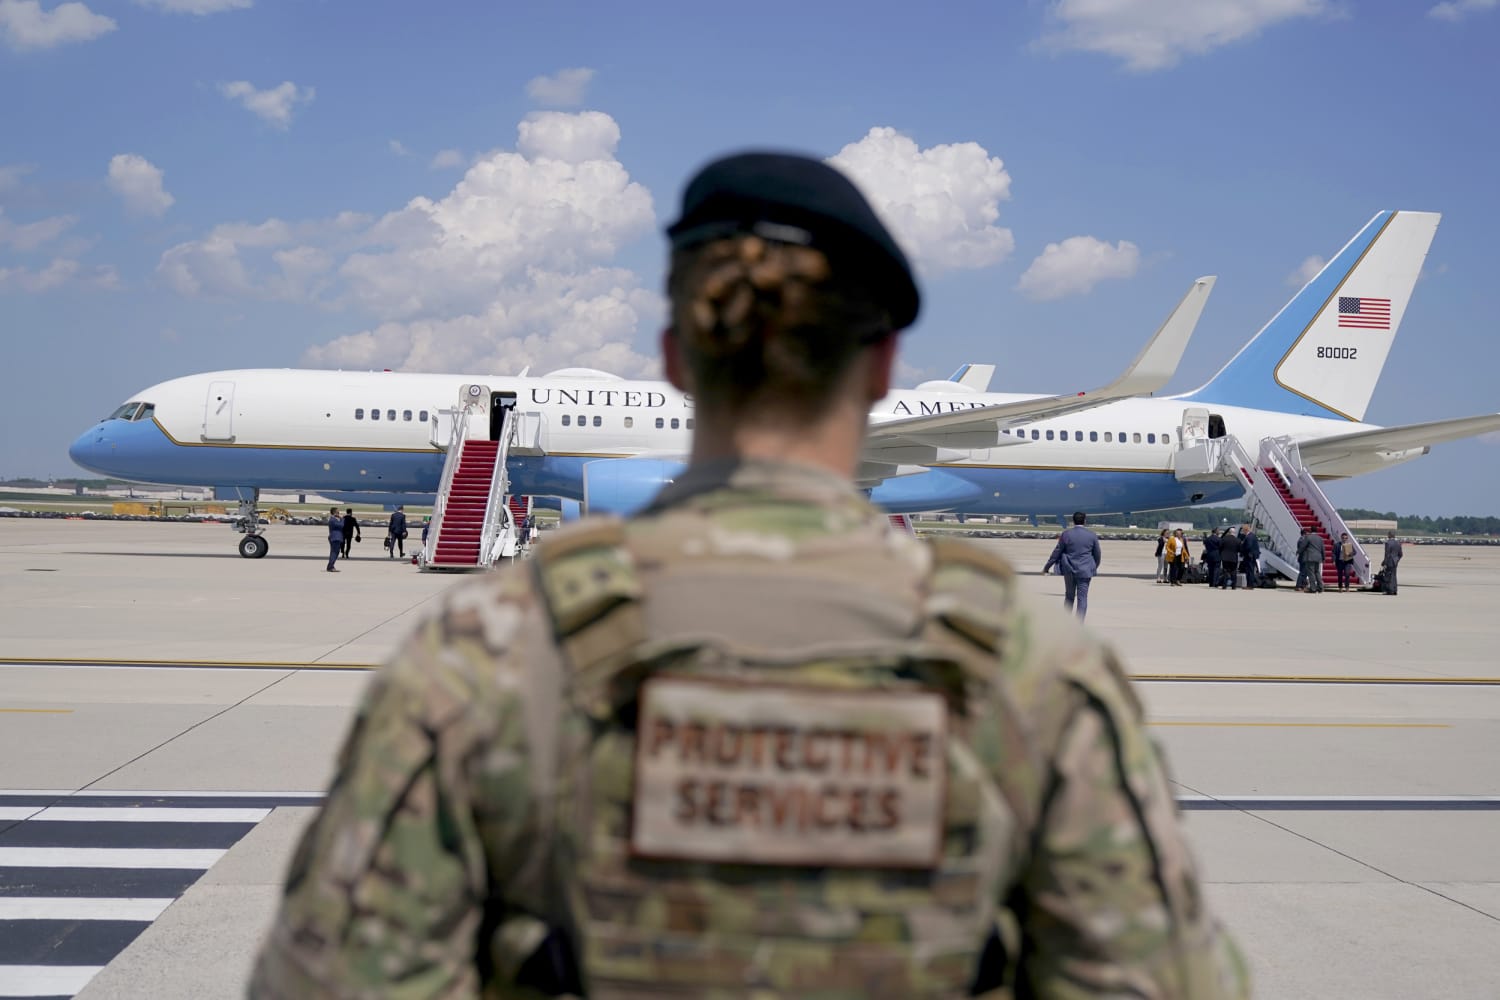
[323,507,342,573]
[339,508,360,559]
[251,151,1247,1000]
[1383,530,1404,594]
[1043,511,1102,621]
[386,505,408,559]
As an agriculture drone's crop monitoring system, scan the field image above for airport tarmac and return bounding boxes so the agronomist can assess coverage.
[2,517,1498,998]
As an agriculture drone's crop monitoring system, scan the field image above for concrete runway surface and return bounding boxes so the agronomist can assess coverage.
[2,518,1497,998]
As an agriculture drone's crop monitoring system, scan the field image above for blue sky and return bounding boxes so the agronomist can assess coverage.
[2,0,1496,515]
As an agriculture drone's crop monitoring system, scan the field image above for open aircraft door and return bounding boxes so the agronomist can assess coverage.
[1179,407,1210,450]
[203,380,236,441]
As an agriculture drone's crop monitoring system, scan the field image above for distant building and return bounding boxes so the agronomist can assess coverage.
[1345,518,1398,532]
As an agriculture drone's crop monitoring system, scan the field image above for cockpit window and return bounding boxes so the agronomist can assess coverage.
[135,403,155,422]
[109,402,142,421]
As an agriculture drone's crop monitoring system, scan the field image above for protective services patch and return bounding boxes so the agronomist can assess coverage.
[630,676,948,868]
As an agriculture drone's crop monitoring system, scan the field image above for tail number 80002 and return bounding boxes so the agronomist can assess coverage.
[1317,347,1358,360]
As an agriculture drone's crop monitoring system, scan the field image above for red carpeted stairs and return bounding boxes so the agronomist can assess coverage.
[1263,466,1339,586]
[431,440,499,567]
[507,494,530,526]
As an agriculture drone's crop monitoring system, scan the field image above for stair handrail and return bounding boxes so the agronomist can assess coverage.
[1223,435,1300,580]
[477,414,518,568]
[421,405,474,568]
[1263,436,1371,586]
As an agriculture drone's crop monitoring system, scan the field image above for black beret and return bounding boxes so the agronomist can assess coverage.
[666,151,920,331]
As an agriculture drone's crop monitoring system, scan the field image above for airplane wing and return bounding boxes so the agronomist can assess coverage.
[1297,413,1500,470]
[866,276,1216,451]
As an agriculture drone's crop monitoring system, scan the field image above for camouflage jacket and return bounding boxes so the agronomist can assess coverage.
[249,458,1248,999]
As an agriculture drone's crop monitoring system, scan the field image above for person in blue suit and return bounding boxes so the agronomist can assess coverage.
[1043,511,1103,621]
[325,507,343,573]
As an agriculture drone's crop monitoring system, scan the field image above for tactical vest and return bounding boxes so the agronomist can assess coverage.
[503,519,1039,999]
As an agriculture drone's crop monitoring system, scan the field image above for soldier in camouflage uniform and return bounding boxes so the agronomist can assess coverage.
[251,153,1249,999]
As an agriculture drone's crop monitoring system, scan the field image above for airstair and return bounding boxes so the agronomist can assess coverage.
[419,384,523,572]
[1175,432,1369,587]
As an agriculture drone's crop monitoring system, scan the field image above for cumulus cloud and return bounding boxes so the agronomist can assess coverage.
[1040,0,1331,72]
[1016,236,1141,300]
[157,213,367,298]
[158,111,661,377]
[1287,254,1325,287]
[0,0,115,50]
[1429,0,1497,20]
[828,127,1014,274]
[0,257,119,292]
[430,148,466,169]
[218,80,315,128]
[107,154,175,216]
[388,139,411,157]
[0,208,76,251]
[525,67,596,107]
[134,0,250,12]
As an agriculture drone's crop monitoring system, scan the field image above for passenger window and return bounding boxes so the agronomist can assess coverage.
[624,416,634,429]
[1104,432,1112,442]
[1089,431,1098,442]
[419,410,429,422]
[371,408,380,420]
[593,416,602,427]
[1164,432,1172,444]
[670,418,680,429]
[561,415,571,426]
[403,410,412,421]
[686,418,694,429]
[1119,431,1126,442]
[1147,433,1156,444]
[355,409,364,419]
[655,417,664,429]
[387,410,396,421]
[1059,431,1069,441]
[577,414,585,427]
[1045,430,1054,441]
[1031,429,1039,440]
[1132,432,1142,443]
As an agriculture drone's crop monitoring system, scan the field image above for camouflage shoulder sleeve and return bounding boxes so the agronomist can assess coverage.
[1000,594,1251,999]
[249,565,563,1000]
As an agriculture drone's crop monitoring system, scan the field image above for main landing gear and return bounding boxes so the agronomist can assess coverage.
[233,490,270,559]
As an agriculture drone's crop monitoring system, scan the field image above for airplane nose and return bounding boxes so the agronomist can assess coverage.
[68,426,109,473]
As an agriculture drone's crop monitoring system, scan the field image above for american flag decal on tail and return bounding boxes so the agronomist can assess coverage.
[1338,296,1391,329]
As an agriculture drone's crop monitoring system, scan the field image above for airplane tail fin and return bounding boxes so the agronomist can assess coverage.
[1177,210,1439,422]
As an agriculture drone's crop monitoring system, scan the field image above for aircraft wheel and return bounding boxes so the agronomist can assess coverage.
[239,535,269,559]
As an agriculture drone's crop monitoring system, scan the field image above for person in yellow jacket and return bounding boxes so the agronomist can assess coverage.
[1165,527,1192,586]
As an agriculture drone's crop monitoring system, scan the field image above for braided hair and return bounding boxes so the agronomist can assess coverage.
[668,234,894,420]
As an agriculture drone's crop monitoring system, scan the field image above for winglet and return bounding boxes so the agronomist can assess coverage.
[1098,275,1216,398]
[950,364,996,392]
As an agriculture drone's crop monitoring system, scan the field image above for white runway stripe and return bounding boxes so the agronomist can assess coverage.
[0,847,226,869]
[0,964,105,996]
[0,897,173,921]
[0,808,39,821]
[28,806,270,824]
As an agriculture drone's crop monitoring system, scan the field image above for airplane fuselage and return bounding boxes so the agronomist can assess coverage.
[68,368,1405,517]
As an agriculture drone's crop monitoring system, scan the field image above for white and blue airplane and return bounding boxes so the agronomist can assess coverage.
[70,210,1500,557]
